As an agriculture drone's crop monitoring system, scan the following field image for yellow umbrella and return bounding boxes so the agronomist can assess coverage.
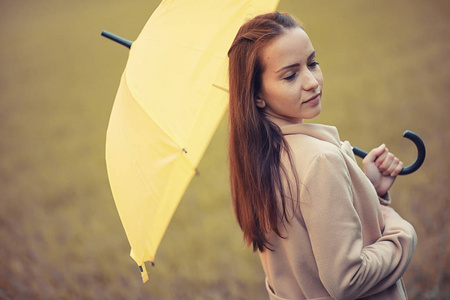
[106,0,279,282]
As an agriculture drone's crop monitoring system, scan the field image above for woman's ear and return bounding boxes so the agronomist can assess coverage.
[255,97,266,108]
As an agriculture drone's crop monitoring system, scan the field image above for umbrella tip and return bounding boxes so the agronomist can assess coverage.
[101,30,133,49]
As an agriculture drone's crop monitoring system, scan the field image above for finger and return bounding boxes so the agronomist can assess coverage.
[375,148,389,167]
[384,156,400,176]
[363,144,386,164]
[379,153,395,175]
[390,161,404,176]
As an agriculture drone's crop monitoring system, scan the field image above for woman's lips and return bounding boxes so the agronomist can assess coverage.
[303,93,321,105]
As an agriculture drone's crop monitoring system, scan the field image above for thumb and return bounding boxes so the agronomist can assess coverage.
[364,144,386,163]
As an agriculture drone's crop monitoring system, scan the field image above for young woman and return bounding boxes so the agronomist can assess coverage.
[227,12,417,300]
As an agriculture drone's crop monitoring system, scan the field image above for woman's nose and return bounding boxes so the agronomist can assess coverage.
[302,70,319,91]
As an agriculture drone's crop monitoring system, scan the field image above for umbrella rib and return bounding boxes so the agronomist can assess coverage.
[212,83,229,93]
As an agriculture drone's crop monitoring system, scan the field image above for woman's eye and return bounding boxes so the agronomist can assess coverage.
[283,73,296,81]
[308,61,320,69]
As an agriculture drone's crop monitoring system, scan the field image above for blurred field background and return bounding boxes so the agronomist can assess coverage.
[0,0,448,299]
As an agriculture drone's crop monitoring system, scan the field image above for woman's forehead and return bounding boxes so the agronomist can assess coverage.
[261,28,314,71]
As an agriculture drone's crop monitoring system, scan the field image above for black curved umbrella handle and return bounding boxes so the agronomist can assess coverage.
[352,130,426,175]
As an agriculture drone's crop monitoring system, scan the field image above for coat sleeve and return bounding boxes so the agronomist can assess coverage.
[340,140,392,207]
[300,152,417,300]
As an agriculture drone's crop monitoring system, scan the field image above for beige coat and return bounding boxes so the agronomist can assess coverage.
[259,122,417,300]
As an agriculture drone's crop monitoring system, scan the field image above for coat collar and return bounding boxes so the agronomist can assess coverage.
[266,113,341,148]
[280,123,341,148]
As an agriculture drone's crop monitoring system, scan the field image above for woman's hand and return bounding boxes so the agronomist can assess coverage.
[362,144,403,197]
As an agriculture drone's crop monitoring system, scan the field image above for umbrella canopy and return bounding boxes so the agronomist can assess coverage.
[106,0,279,282]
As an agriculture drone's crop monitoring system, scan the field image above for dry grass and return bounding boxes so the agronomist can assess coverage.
[0,0,449,299]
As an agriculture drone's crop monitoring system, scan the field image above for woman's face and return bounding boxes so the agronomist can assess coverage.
[257,27,323,124]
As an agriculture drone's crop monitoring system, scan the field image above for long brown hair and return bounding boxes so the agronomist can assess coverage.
[228,12,301,252]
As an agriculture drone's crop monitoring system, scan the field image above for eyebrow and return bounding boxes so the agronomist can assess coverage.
[276,51,316,73]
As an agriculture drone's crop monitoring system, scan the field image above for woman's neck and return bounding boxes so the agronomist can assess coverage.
[264,111,303,128]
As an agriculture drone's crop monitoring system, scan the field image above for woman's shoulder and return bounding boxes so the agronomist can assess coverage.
[283,124,342,158]
[286,133,342,165]
[276,122,347,172]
